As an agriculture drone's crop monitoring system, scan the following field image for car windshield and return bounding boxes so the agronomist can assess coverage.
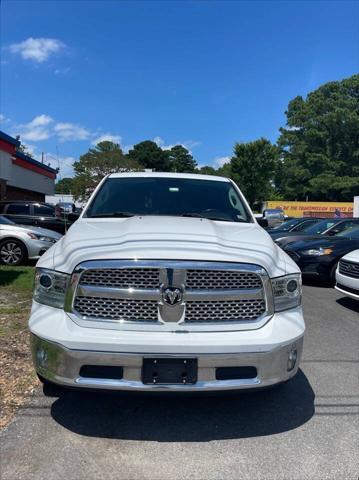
[85,177,251,223]
[336,226,359,239]
[0,215,15,225]
[272,218,301,230]
[303,220,337,234]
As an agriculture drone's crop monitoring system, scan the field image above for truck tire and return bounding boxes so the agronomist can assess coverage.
[37,374,65,397]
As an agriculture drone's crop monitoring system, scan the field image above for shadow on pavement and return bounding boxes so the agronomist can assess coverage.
[50,369,314,441]
[336,296,359,313]
[302,277,331,288]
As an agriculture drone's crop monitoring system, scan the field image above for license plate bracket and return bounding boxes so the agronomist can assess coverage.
[142,358,198,385]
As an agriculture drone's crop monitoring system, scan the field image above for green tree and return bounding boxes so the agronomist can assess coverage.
[55,177,74,194]
[168,145,197,172]
[278,74,359,201]
[72,141,141,201]
[15,135,34,158]
[196,165,218,175]
[230,138,279,207]
[127,140,170,171]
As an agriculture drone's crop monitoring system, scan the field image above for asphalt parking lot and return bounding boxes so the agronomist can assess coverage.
[1,284,358,480]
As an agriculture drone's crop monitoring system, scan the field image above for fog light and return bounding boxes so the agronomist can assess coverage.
[36,348,48,367]
[287,349,297,371]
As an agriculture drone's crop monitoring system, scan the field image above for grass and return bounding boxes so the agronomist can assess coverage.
[0,264,38,429]
[0,265,34,292]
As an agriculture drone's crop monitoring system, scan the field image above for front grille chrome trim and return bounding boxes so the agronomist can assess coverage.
[76,285,264,302]
[65,260,274,332]
[339,259,359,279]
[77,285,160,301]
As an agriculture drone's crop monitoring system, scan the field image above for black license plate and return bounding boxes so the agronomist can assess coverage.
[142,358,198,385]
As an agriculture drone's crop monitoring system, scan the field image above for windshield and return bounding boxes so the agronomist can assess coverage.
[85,177,251,223]
[272,218,301,231]
[336,226,359,239]
[304,220,336,235]
[0,216,14,225]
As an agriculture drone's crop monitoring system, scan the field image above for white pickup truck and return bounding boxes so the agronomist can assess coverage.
[29,172,305,392]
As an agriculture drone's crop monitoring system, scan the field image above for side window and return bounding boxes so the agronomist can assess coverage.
[228,187,246,219]
[33,204,55,216]
[338,221,357,233]
[6,203,31,215]
[293,220,315,231]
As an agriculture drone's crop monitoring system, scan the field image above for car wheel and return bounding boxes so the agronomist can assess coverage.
[0,239,27,265]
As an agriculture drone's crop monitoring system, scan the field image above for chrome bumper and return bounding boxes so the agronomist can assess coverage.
[31,334,303,391]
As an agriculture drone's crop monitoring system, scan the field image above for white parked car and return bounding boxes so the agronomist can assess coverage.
[335,249,359,300]
[29,173,305,392]
[0,216,62,265]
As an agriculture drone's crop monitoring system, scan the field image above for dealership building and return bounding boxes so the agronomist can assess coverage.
[0,130,57,201]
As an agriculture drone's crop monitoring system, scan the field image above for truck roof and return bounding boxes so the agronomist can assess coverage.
[108,172,230,182]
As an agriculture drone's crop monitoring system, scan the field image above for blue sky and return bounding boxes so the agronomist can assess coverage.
[1,0,358,178]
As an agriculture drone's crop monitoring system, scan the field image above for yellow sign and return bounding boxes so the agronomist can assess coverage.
[266,201,353,218]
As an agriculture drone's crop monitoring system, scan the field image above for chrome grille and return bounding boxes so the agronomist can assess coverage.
[186,269,262,289]
[71,261,269,327]
[185,299,266,322]
[339,260,359,279]
[79,268,160,289]
[74,296,158,322]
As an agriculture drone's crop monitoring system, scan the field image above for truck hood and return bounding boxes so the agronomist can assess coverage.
[42,216,293,277]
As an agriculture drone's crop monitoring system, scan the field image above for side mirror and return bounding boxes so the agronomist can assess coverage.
[257,218,269,228]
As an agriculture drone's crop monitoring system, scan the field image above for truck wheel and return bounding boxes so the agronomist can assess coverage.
[0,239,27,265]
[37,374,65,397]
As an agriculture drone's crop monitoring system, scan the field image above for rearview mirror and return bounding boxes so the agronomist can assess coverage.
[257,218,269,228]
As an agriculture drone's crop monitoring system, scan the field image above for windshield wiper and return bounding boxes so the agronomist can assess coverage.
[90,211,136,218]
[180,213,205,218]
[180,213,234,222]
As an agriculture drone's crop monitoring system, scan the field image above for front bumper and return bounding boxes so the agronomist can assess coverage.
[29,299,305,391]
[31,334,304,392]
[335,270,359,300]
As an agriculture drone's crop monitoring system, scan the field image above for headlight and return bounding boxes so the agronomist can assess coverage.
[300,247,333,256]
[34,268,70,308]
[271,274,302,312]
[27,232,57,243]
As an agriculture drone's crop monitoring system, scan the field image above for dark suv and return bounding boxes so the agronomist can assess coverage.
[0,201,79,234]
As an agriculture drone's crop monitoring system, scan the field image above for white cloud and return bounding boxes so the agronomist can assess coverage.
[153,136,165,147]
[182,140,201,150]
[153,136,200,153]
[0,114,10,124]
[55,156,76,178]
[8,37,65,63]
[27,114,53,128]
[36,152,76,178]
[214,156,231,168]
[54,122,91,142]
[15,114,54,141]
[54,67,70,75]
[92,133,122,145]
